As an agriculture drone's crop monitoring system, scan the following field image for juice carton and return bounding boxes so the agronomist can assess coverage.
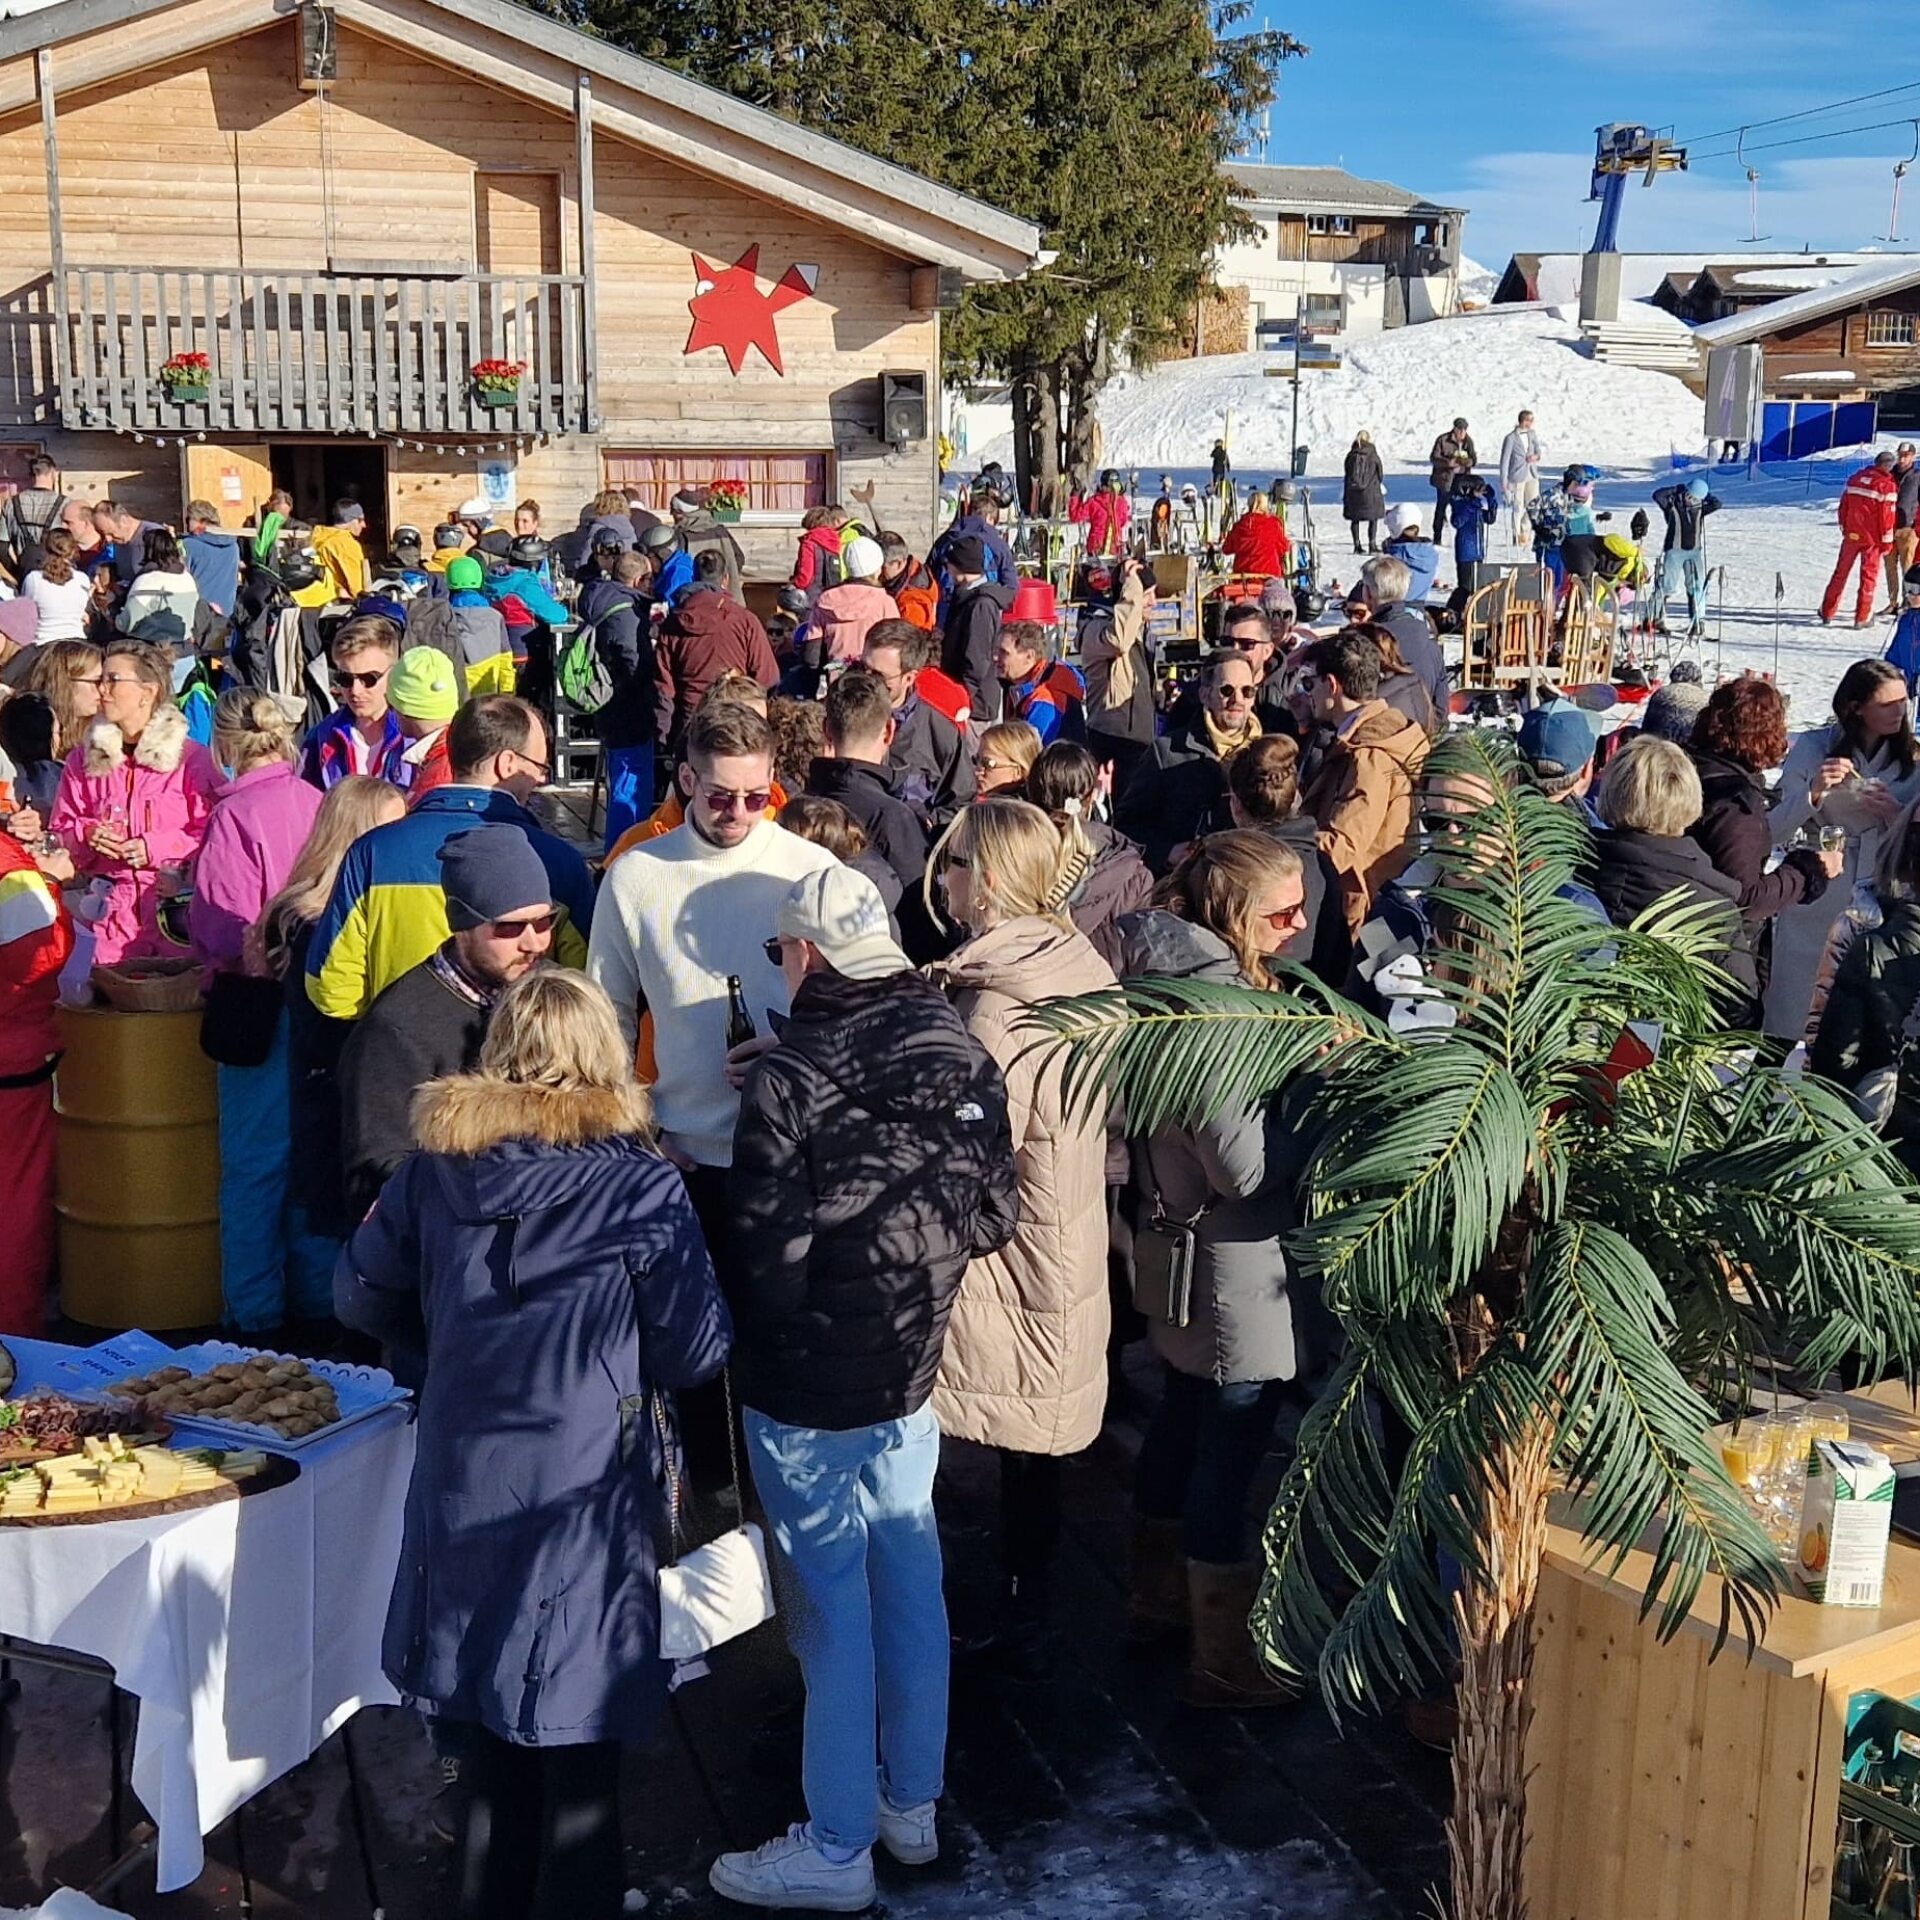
[1798,1441,1895,1608]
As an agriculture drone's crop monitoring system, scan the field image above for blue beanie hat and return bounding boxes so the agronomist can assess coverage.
[436,824,552,931]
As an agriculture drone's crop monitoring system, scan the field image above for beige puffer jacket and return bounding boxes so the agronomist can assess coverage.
[930,916,1118,1456]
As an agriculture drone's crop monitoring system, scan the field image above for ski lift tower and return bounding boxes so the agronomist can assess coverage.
[1581,123,1688,325]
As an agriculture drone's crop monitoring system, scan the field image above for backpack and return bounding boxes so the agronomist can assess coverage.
[557,597,636,714]
[2,489,65,576]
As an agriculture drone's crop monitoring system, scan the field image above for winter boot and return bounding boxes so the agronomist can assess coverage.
[1125,1516,1188,1649]
[1182,1561,1299,1710]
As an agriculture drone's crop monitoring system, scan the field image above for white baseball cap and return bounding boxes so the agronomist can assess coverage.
[776,866,909,981]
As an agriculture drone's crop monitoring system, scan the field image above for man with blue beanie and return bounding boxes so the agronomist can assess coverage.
[1649,474,1720,641]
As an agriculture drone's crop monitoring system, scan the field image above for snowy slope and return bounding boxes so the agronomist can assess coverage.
[1088,308,1706,474]
[1458,255,1499,308]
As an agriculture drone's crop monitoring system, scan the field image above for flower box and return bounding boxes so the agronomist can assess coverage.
[471,357,527,410]
[159,351,211,405]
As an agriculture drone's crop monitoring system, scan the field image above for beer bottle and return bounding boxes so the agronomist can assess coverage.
[724,974,756,1051]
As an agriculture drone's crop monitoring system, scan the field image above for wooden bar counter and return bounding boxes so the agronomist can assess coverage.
[1525,1381,1920,1920]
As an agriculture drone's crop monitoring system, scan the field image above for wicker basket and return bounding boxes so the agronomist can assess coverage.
[91,957,204,1015]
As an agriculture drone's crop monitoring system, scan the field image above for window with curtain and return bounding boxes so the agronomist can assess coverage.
[602,451,832,514]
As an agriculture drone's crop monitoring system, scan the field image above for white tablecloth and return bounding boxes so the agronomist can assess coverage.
[0,1371,414,1892]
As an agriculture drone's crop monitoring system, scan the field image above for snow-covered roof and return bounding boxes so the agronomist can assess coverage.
[1718,265,1872,293]
[1225,165,1462,219]
[1503,251,1891,309]
[1695,257,1920,347]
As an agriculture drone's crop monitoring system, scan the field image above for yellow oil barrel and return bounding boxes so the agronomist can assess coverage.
[54,1004,221,1330]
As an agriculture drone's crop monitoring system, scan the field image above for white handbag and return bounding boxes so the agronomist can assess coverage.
[654,1372,776,1664]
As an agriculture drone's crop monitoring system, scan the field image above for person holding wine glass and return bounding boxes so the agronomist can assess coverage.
[48,638,218,965]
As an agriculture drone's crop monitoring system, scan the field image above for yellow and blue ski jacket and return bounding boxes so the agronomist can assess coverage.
[305,785,596,1021]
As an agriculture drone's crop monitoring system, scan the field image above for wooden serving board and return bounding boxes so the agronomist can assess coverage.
[0,1452,299,1528]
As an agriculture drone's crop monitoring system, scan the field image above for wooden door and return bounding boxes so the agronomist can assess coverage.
[182,442,274,531]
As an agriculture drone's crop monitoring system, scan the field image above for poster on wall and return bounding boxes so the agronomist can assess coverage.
[478,459,515,513]
[685,245,820,376]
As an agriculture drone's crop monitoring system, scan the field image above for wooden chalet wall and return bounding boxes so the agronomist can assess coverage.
[1272,213,1449,272]
[0,11,942,570]
[1754,285,1920,398]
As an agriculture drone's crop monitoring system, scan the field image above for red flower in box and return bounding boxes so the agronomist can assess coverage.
[707,480,747,515]
[159,352,210,382]
[471,358,528,394]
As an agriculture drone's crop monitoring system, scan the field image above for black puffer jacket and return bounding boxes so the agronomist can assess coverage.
[1591,826,1760,1011]
[727,968,1019,1430]
[1812,898,1920,1176]
[1689,747,1830,933]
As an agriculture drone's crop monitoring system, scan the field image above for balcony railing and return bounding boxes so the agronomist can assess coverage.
[56,266,595,436]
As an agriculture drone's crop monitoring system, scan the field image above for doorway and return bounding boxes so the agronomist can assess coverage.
[269,442,389,554]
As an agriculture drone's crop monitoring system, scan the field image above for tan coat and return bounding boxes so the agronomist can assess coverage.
[930,916,1118,1455]
[1302,700,1431,932]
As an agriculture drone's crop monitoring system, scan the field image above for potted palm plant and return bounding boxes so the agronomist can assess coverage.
[470,357,527,410]
[158,351,211,404]
[1031,729,1920,1920]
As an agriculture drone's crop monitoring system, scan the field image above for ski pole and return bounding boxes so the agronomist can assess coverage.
[1774,570,1785,681]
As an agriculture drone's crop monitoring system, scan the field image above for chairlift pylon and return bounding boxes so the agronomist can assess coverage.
[1737,129,1772,243]
[1881,121,1920,243]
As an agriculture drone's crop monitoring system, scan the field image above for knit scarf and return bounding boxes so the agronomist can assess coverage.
[1201,708,1261,761]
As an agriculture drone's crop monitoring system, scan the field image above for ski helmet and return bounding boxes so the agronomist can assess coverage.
[1686,478,1711,500]
[1273,479,1297,503]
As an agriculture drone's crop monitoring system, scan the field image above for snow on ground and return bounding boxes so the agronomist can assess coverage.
[1089,307,1708,473]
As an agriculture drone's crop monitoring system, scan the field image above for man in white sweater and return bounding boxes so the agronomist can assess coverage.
[588,701,836,1189]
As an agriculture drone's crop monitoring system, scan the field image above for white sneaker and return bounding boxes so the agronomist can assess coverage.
[709,1826,876,1911]
[877,1796,939,1866]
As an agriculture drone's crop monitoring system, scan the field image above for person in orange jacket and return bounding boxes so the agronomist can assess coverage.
[1824,450,1902,628]
[1221,494,1292,579]
[0,828,73,1333]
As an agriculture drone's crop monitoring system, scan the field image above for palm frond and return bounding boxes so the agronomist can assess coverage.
[1019,976,1387,1134]
[1525,1220,1781,1650]
[1314,1335,1548,1722]
[1295,1046,1535,1315]
[1251,1342,1394,1681]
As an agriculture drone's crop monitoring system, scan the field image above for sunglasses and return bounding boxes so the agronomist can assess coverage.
[1420,811,1471,837]
[1215,686,1255,704]
[697,782,772,815]
[99,673,147,687]
[1227,634,1269,650]
[943,850,972,871]
[488,911,556,938]
[330,669,388,690]
[763,936,787,966]
[1264,902,1308,932]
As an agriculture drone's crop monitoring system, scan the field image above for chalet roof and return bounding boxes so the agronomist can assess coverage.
[1224,164,1463,220]
[1695,257,1920,347]
[1500,250,1893,308]
[0,0,1044,282]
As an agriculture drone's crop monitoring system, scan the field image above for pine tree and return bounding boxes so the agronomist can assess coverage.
[537,0,1303,511]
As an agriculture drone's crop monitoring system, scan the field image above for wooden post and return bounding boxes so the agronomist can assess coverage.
[575,71,598,435]
[38,49,72,426]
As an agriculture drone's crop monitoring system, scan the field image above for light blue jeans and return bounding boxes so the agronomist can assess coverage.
[1659,548,1706,628]
[217,1013,341,1330]
[744,1404,948,1852]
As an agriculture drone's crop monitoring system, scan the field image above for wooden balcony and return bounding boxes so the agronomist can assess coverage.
[53,266,597,437]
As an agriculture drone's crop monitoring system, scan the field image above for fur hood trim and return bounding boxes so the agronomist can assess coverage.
[412,1075,655,1156]
[82,704,189,777]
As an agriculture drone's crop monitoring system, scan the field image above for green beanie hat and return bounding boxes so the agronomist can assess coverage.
[446,555,485,591]
[388,646,460,724]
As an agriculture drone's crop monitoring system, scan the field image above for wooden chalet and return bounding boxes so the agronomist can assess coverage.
[0,0,1042,570]
[1693,259,1920,406]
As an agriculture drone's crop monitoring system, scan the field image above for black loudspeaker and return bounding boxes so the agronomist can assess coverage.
[881,371,928,446]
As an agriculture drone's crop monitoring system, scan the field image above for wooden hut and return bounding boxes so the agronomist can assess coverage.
[0,0,1042,571]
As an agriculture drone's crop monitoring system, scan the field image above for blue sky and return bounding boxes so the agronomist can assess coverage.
[1256,0,1920,270]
